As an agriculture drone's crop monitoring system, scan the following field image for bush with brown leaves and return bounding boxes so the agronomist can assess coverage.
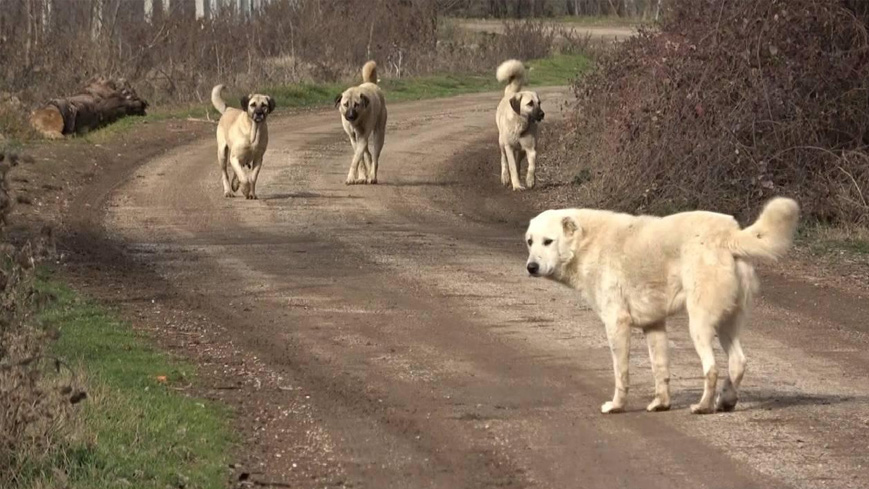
[552,0,869,225]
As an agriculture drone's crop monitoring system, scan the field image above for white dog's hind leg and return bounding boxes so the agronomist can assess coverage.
[643,321,671,412]
[500,146,510,186]
[716,312,747,412]
[687,310,719,414]
[602,312,632,414]
[525,148,537,189]
[504,146,525,191]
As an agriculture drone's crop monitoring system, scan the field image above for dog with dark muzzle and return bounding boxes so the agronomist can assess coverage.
[211,85,275,199]
[335,61,387,185]
[495,59,544,191]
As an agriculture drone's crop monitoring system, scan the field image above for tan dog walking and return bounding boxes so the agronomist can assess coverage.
[212,85,275,199]
[335,61,388,185]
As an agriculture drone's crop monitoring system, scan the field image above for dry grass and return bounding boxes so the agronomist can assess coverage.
[548,0,869,227]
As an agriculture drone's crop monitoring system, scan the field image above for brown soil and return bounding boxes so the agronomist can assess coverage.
[9,89,869,488]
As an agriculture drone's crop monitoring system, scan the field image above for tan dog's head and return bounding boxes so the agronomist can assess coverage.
[525,210,579,279]
[241,94,275,123]
[509,90,544,123]
[334,87,370,124]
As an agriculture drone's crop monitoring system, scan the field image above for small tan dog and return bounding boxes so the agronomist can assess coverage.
[211,85,275,199]
[335,61,387,185]
[496,59,544,191]
[525,198,800,414]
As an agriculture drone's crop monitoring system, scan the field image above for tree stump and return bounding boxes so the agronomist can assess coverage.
[29,77,149,139]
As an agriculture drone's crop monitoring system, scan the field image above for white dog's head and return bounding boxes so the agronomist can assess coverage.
[525,210,579,279]
[335,87,371,124]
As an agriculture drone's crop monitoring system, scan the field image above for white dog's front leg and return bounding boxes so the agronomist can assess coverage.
[602,312,632,414]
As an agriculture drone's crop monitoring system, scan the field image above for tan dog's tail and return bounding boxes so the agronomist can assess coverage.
[729,197,800,261]
[497,59,526,96]
[362,61,378,84]
[211,85,227,114]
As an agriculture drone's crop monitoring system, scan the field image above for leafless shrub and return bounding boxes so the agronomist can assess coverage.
[551,0,869,225]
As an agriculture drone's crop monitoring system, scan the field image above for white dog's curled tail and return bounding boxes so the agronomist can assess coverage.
[362,61,378,84]
[496,59,526,95]
[211,84,227,114]
[730,197,800,261]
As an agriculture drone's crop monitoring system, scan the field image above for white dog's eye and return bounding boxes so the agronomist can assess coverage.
[543,239,553,246]
[527,101,534,107]
[527,238,533,246]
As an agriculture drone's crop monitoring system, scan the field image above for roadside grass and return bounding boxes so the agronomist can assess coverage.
[797,223,869,257]
[19,276,233,489]
[83,52,590,143]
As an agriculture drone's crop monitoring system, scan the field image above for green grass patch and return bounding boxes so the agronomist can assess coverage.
[83,53,591,141]
[21,277,233,489]
[798,223,869,257]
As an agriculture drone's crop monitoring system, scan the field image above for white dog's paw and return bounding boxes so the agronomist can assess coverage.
[501,173,510,186]
[224,192,235,198]
[601,401,625,414]
[715,391,738,412]
[367,178,378,184]
[690,403,715,415]
[526,174,536,189]
[646,398,671,412]
[511,185,527,192]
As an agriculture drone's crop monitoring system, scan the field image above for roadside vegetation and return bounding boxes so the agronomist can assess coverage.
[0,0,591,142]
[1,150,232,489]
[544,0,869,254]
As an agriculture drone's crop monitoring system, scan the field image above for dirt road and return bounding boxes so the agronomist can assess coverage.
[72,90,869,488]
[454,19,636,41]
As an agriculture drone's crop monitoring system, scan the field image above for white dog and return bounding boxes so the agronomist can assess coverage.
[525,198,800,414]
[496,59,544,191]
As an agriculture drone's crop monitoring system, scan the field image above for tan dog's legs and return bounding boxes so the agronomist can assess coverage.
[687,310,719,414]
[602,312,631,413]
[643,321,671,412]
[358,149,372,182]
[248,157,263,200]
[525,148,537,189]
[500,146,510,186]
[346,135,369,185]
[503,146,525,191]
[229,155,251,198]
[368,130,384,184]
[716,312,747,412]
[218,147,234,198]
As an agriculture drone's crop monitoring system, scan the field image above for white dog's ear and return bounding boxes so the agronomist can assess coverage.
[561,216,579,237]
[510,95,521,114]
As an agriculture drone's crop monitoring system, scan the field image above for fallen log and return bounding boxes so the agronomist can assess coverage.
[29,77,148,138]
